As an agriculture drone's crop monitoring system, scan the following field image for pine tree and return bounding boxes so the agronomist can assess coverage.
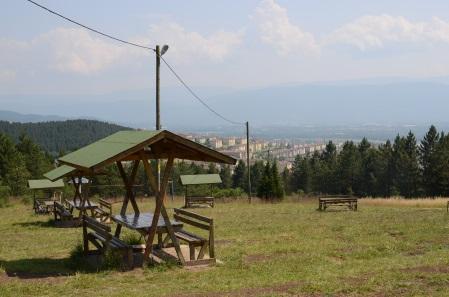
[271,161,284,199]
[336,141,361,195]
[419,125,440,196]
[320,141,338,194]
[232,160,246,190]
[16,133,52,178]
[207,163,219,174]
[219,165,232,188]
[257,161,273,199]
[250,161,265,192]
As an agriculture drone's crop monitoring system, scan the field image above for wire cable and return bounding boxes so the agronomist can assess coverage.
[25,0,155,51]
[25,0,245,126]
[160,56,245,126]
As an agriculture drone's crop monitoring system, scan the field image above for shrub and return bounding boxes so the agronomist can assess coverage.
[122,233,144,245]
[21,194,33,205]
[0,186,10,208]
[213,188,245,199]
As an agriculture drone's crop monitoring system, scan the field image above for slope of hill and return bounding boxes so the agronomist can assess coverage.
[0,119,131,155]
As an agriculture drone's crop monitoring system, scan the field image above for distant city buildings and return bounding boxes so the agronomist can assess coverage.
[180,133,343,171]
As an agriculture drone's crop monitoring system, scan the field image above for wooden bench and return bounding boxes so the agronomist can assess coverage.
[82,215,133,269]
[318,196,358,211]
[53,200,73,222]
[93,199,112,223]
[184,196,215,208]
[34,198,52,214]
[173,208,214,262]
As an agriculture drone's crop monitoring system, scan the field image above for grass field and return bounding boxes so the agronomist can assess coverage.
[2,197,449,296]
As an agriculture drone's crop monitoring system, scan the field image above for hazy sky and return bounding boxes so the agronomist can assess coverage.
[3,0,449,96]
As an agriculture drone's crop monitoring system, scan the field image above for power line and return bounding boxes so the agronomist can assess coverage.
[25,0,244,126]
[25,0,155,51]
[160,56,245,126]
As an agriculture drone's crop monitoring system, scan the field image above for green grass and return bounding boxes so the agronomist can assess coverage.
[1,198,449,296]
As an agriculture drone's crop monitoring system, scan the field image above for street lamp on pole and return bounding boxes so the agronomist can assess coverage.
[156,44,169,191]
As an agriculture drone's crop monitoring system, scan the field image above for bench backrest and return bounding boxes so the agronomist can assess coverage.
[82,215,112,239]
[174,208,215,258]
[99,199,112,213]
[173,208,213,231]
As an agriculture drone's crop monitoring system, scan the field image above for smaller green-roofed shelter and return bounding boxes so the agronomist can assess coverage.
[180,174,222,186]
[52,129,236,266]
[28,179,64,190]
[180,174,222,208]
[28,179,65,214]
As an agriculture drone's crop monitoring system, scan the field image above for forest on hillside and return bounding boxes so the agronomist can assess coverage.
[0,120,130,155]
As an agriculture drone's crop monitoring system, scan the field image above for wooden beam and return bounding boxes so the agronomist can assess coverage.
[117,160,140,215]
[143,156,174,262]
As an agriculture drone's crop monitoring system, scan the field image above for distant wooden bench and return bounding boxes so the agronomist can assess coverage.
[184,196,215,208]
[82,215,133,269]
[53,200,73,222]
[173,208,215,262]
[93,199,112,223]
[318,196,358,211]
[34,198,53,214]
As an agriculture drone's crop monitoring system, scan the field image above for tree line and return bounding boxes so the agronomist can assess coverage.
[279,125,449,198]
[2,125,449,200]
[0,120,129,156]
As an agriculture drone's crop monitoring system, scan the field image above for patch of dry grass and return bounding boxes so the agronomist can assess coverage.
[360,197,449,208]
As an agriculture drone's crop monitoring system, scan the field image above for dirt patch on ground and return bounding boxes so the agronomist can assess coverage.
[171,281,308,297]
[400,264,449,274]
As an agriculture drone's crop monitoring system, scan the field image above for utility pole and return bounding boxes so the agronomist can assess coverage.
[246,121,251,203]
[156,45,161,191]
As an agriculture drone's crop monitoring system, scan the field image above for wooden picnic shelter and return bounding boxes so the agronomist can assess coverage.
[28,179,64,214]
[44,164,102,223]
[180,174,222,208]
[50,130,236,266]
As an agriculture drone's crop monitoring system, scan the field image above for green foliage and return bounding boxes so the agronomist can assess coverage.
[122,233,144,245]
[257,161,283,200]
[219,165,232,188]
[0,185,10,208]
[212,187,245,198]
[232,160,247,190]
[287,127,449,198]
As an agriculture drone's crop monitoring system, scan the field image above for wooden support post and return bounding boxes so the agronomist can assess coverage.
[117,160,140,215]
[142,155,185,265]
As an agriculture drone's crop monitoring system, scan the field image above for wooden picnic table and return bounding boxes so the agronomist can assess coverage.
[66,199,99,219]
[113,212,183,249]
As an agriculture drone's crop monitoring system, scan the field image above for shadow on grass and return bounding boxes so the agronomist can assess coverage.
[12,220,54,228]
[0,257,75,279]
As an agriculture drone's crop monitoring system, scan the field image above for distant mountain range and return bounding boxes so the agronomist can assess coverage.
[2,80,449,141]
[0,110,68,123]
[2,80,449,128]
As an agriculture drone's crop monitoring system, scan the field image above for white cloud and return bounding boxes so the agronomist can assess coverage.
[35,28,125,74]
[0,28,125,75]
[327,14,449,50]
[252,0,319,55]
[134,22,244,62]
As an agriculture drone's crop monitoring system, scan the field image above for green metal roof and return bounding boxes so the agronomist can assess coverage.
[28,179,65,190]
[58,130,161,170]
[44,165,77,181]
[180,174,222,185]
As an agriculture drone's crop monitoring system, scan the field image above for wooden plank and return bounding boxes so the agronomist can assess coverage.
[174,208,213,223]
[173,214,211,231]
